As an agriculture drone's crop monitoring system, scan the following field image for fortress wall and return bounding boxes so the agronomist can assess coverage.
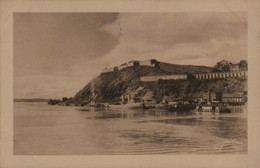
[139,60,155,67]
[102,67,114,73]
[195,71,248,80]
[140,74,187,82]
[118,61,135,70]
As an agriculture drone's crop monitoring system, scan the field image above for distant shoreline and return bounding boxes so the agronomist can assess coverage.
[13,98,50,102]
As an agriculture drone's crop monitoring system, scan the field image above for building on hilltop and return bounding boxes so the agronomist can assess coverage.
[230,64,239,71]
[117,59,160,71]
[113,66,119,71]
[214,59,248,72]
[239,60,248,71]
[215,59,232,72]
[102,59,160,74]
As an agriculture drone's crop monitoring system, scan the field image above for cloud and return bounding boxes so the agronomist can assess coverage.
[14,13,119,77]
[100,13,247,67]
[14,13,247,98]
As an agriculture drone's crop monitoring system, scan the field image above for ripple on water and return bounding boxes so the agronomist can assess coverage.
[14,103,247,155]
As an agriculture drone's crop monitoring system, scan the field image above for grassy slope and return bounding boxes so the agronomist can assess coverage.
[159,62,213,74]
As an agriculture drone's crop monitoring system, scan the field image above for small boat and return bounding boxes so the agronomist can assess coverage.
[167,103,196,112]
[124,102,142,108]
[102,103,110,108]
[88,101,97,107]
[109,102,142,109]
[142,103,155,109]
[76,108,90,112]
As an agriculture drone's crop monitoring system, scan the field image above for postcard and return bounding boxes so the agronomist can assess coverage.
[1,0,260,168]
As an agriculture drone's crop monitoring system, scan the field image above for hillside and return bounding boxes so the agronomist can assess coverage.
[74,66,169,102]
[159,62,212,74]
[73,62,246,103]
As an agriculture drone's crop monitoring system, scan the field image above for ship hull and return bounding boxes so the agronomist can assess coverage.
[109,103,142,109]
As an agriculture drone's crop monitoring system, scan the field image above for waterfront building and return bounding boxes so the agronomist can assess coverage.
[202,92,210,102]
[194,94,203,104]
[210,92,219,103]
[216,92,222,102]
[222,92,245,103]
[226,105,245,113]
[196,104,220,113]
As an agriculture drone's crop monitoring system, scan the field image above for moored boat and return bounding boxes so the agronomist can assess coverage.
[109,102,142,109]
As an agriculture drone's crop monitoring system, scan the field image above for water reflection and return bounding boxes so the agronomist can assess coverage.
[14,102,247,155]
[77,107,247,154]
[150,117,247,141]
[76,107,198,120]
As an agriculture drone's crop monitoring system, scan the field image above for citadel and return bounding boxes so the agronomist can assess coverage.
[102,59,248,81]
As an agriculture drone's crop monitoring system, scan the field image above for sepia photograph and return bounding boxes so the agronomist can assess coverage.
[13,12,248,155]
[2,0,260,167]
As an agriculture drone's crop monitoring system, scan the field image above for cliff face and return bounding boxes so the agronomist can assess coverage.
[74,66,169,102]
[73,62,247,103]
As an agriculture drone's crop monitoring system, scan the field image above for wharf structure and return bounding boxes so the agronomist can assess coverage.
[194,91,247,113]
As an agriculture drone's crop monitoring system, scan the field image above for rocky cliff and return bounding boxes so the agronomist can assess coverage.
[73,61,247,103]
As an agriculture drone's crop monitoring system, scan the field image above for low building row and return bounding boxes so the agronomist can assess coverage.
[140,74,187,82]
[140,71,247,82]
[193,91,247,105]
[194,71,247,80]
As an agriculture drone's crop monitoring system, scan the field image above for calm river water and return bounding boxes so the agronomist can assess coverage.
[14,102,247,155]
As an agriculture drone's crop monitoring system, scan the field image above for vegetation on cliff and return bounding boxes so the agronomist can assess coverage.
[73,62,247,103]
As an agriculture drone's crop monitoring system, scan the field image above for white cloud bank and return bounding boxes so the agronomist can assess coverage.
[14,13,247,99]
[99,13,247,67]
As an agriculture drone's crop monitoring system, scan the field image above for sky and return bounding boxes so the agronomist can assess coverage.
[14,12,247,99]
